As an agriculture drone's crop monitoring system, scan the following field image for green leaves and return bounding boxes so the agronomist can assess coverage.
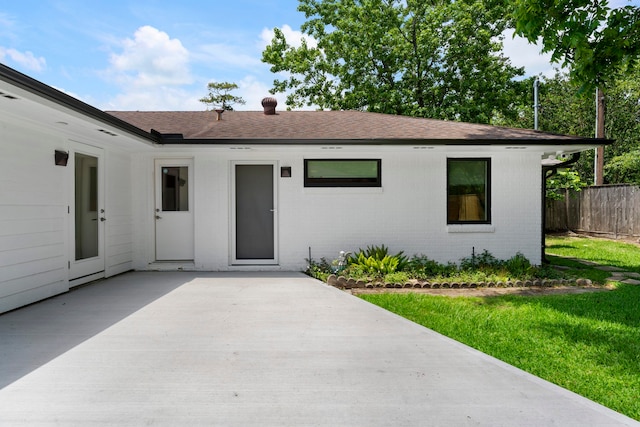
[355,253,400,275]
[604,150,640,185]
[346,244,408,276]
[512,0,640,90]
[261,0,523,123]
[546,170,587,201]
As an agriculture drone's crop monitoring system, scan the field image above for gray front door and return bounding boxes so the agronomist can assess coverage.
[233,163,277,263]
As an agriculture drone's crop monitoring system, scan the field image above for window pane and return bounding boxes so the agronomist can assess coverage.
[307,160,378,179]
[447,159,490,223]
[162,166,189,211]
[304,159,381,187]
[75,153,99,260]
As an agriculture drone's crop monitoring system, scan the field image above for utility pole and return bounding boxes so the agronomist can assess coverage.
[594,87,605,185]
[533,78,539,131]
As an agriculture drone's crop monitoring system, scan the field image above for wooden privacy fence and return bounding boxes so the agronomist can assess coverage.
[546,185,640,239]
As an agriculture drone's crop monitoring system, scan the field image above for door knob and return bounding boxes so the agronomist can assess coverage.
[155,215,162,220]
[100,217,107,222]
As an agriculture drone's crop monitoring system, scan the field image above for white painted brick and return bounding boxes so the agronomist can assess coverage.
[134,147,544,271]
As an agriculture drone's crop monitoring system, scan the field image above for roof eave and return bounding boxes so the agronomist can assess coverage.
[153,137,612,146]
[0,64,160,144]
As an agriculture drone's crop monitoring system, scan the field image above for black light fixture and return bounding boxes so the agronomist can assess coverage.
[55,150,69,166]
[281,166,291,178]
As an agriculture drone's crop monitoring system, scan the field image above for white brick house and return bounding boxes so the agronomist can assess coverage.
[0,64,607,313]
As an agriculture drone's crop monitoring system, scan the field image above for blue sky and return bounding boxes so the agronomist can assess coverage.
[1,0,638,111]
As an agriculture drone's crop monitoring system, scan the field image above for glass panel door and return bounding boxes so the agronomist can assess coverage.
[75,153,99,260]
[69,143,105,286]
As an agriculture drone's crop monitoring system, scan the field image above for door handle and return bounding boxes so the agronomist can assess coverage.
[100,217,107,222]
[155,215,162,220]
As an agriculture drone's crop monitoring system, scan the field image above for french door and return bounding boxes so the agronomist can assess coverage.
[69,143,105,285]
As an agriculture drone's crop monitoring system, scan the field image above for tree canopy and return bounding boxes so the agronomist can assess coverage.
[512,0,640,91]
[262,0,524,124]
[498,71,640,185]
[200,81,246,110]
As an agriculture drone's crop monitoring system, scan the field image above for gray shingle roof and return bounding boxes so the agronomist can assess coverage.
[106,110,602,145]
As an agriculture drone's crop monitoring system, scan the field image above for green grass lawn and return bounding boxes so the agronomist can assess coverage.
[546,234,640,274]
[360,235,640,420]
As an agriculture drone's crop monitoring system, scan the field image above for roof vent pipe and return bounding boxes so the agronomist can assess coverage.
[215,109,224,121]
[261,97,277,115]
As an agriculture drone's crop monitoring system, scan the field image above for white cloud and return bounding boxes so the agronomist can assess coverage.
[104,26,199,110]
[259,24,317,50]
[109,25,192,87]
[233,75,286,111]
[104,86,202,111]
[501,29,560,78]
[0,47,46,72]
[0,13,17,38]
[103,24,319,111]
[195,43,262,69]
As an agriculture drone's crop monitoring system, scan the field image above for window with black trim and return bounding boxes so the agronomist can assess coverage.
[304,159,381,187]
[447,158,491,224]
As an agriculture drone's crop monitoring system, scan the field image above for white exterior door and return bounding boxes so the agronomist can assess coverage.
[69,143,105,285]
[155,159,194,260]
[231,161,278,265]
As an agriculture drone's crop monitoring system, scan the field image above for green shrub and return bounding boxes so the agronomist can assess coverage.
[305,257,332,281]
[352,252,399,275]
[307,245,567,285]
[459,249,502,270]
[347,244,408,277]
[407,255,457,279]
[504,252,532,277]
[384,271,411,284]
[341,264,371,281]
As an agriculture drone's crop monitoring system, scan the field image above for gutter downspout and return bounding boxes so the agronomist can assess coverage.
[541,152,581,264]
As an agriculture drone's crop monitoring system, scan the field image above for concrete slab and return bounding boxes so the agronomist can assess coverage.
[0,271,637,426]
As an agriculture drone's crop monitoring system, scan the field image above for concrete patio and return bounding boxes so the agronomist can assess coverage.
[0,271,637,426]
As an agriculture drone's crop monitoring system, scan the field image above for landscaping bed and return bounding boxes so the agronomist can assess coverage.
[325,273,590,290]
[349,283,613,297]
[308,244,588,292]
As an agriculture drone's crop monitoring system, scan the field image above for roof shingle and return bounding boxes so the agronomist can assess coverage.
[106,110,600,144]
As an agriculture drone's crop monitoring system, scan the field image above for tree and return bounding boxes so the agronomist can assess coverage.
[512,0,640,183]
[498,71,640,185]
[200,82,246,110]
[604,150,640,185]
[262,0,524,124]
[546,170,587,200]
[513,1,640,91]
